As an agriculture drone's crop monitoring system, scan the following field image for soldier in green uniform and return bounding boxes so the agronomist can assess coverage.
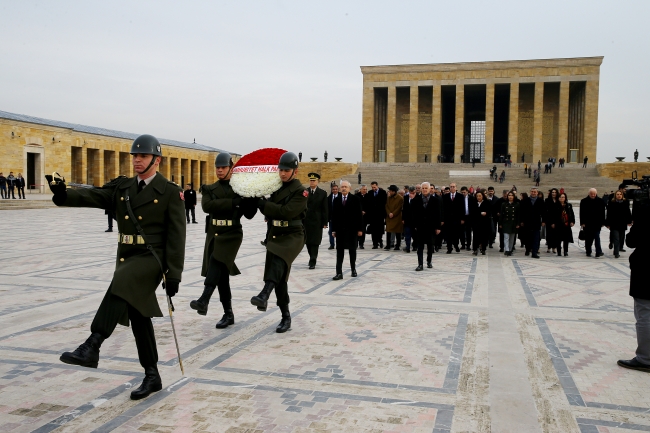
[304,172,328,269]
[46,134,186,400]
[190,152,257,328]
[250,152,308,333]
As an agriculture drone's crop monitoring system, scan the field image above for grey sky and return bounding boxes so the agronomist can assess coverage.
[1,1,647,163]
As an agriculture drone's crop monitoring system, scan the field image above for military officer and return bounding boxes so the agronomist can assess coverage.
[190,152,257,328]
[250,152,308,333]
[304,172,328,269]
[48,134,186,400]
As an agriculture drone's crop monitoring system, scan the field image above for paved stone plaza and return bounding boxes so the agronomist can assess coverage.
[0,207,648,432]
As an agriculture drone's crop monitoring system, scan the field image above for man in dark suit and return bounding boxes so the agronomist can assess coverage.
[412,182,442,270]
[459,186,475,249]
[304,173,329,269]
[331,180,364,280]
[368,181,387,249]
[580,188,606,258]
[442,183,465,253]
[520,187,546,258]
[183,183,198,223]
[327,184,339,249]
[356,184,371,249]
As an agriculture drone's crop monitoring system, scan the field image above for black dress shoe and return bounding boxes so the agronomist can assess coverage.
[359,245,365,249]
[525,251,530,256]
[455,247,460,253]
[427,262,432,268]
[130,366,162,400]
[192,221,198,224]
[332,273,343,280]
[383,245,391,250]
[489,244,493,249]
[620,249,626,252]
[60,333,104,368]
[472,250,478,256]
[415,265,423,271]
[393,246,400,251]
[105,229,113,232]
[446,250,452,254]
[215,311,234,329]
[564,252,568,256]
[308,265,315,270]
[617,358,650,373]
[481,250,486,255]
[190,285,216,316]
[615,254,620,258]
[596,252,604,257]
[372,245,378,249]
[351,270,357,277]
[403,248,410,253]
[532,254,540,259]
[586,253,592,257]
[499,248,504,252]
[328,245,335,250]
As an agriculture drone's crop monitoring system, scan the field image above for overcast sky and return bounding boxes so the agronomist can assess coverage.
[1,1,647,163]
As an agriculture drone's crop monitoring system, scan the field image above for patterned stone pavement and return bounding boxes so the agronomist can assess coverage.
[0,207,648,432]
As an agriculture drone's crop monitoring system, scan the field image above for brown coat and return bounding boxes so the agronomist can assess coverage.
[385,193,404,233]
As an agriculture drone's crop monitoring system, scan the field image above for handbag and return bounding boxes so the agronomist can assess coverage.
[578,228,585,241]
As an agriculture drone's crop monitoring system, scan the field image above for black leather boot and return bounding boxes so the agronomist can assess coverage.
[130,365,162,400]
[215,300,235,329]
[276,305,291,333]
[251,281,275,312]
[190,285,216,316]
[60,333,104,368]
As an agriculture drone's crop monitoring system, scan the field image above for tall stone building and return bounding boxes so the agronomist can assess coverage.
[0,110,235,191]
[361,57,602,164]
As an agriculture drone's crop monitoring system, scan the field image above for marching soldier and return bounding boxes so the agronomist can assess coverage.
[304,172,328,269]
[250,152,308,333]
[49,134,186,400]
[190,152,257,328]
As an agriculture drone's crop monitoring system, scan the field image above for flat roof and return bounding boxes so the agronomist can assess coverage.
[361,56,604,74]
[0,109,233,154]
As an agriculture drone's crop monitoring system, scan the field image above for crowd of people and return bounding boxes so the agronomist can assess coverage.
[319,180,633,273]
[0,171,26,199]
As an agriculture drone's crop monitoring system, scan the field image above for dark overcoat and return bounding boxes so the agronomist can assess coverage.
[330,193,364,249]
[551,202,575,243]
[262,179,308,281]
[304,186,328,245]
[626,202,650,300]
[54,174,186,322]
[201,179,257,277]
[412,194,442,241]
[605,200,632,232]
[499,201,520,234]
[367,188,387,234]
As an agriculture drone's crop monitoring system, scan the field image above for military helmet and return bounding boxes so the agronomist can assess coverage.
[278,152,299,170]
[130,134,162,156]
[215,152,233,167]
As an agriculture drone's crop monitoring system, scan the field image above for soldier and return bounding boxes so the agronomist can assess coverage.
[304,172,328,269]
[190,152,257,328]
[48,134,186,400]
[250,152,308,333]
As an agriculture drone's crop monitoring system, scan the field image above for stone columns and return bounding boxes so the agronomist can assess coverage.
[408,85,419,162]
[97,149,105,186]
[557,81,569,161]
[532,82,544,164]
[192,160,200,189]
[161,157,171,180]
[431,84,442,161]
[454,84,464,163]
[362,86,374,162]
[508,83,519,160]
[484,83,495,163]
[583,80,600,161]
[80,147,88,184]
[386,86,397,163]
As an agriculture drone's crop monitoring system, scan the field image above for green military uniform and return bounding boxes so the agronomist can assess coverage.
[262,178,308,284]
[250,151,307,333]
[54,134,186,401]
[304,173,328,269]
[57,173,186,322]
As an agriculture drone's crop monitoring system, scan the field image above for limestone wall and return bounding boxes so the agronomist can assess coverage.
[294,162,358,185]
[597,162,650,182]
[0,119,220,191]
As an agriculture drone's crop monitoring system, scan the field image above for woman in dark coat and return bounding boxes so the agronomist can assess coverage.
[471,191,492,255]
[500,192,520,256]
[551,192,575,256]
[517,192,528,249]
[544,188,559,254]
[606,190,632,258]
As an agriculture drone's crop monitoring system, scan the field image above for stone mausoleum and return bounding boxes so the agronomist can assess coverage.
[361,57,602,164]
[0,110,234,192]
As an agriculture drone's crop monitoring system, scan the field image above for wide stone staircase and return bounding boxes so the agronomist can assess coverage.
[350,162,621,200]
[0,194,57,210]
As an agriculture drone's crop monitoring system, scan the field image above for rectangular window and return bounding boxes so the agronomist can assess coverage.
[469,120,486,163]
